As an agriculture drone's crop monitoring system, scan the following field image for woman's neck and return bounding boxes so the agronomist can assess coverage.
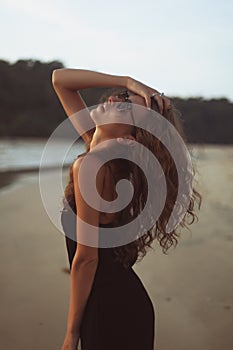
[90,128,132,151]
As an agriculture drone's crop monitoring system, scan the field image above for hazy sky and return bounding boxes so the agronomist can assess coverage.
[1,0,233,100]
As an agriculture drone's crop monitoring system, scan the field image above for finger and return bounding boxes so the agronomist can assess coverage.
[149,92,160,111]
[155,95,164,114]
[145,95,151,109]
[163,96,172,110]
[146,91,160,109]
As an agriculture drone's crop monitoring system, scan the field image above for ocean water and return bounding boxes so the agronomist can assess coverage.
[0,138,86,172]
[1,138,232,173]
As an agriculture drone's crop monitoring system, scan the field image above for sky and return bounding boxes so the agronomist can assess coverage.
[1,0,233,101]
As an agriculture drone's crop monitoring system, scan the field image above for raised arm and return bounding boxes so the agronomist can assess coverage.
[52,69,128,144]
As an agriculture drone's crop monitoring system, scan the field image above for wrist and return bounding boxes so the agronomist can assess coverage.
[113,74,129,89]
[65,328,80,340]
[125,76,131,90]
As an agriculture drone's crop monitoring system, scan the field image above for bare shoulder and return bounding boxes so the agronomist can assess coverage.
[73,152,105,171]
[72,153,107,193]
[72,155,85,171]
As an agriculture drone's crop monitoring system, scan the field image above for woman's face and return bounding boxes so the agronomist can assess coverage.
[90,93,147,132]
[90,102,131,127]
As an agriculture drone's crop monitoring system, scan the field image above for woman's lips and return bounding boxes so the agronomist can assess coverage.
[97,102,114,113]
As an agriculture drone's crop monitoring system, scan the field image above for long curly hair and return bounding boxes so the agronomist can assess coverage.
[63,89,202,268]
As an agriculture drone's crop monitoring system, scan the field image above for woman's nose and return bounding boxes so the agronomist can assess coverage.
[108,95,121,103]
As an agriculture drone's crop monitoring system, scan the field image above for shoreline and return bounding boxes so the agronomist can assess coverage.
[0,165,70,191]
[1,143,232,191]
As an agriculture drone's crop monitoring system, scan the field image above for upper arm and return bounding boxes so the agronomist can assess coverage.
[72,156,106,263]
[52,71,95,145]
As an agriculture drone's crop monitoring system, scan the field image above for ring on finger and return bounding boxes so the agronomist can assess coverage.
[151,92,165,98]
[150,92,159,98]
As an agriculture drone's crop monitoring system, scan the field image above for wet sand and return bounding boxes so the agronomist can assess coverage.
[0,145,232,349]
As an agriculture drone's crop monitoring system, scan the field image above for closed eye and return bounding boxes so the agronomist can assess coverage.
[116,102,132,112]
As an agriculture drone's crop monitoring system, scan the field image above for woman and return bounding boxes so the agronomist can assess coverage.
[52,69,201,350]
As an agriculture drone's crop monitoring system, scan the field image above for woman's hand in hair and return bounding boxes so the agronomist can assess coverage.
[127,77,163,113]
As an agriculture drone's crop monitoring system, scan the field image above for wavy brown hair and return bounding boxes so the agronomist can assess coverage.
[63,89,202,268]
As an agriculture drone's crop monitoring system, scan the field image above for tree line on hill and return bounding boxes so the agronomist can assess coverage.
[0,59,232,144]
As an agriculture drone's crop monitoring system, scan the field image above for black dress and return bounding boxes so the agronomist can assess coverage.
[61,208,155,350]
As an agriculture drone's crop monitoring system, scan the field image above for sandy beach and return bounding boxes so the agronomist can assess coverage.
[0,144,232,350]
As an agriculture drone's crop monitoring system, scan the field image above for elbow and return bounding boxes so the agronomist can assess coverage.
[72,256,99,270]
[52,68,64,86]
[52,69,59,86]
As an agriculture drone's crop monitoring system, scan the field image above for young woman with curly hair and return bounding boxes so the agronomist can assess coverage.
[52,69,201,350]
